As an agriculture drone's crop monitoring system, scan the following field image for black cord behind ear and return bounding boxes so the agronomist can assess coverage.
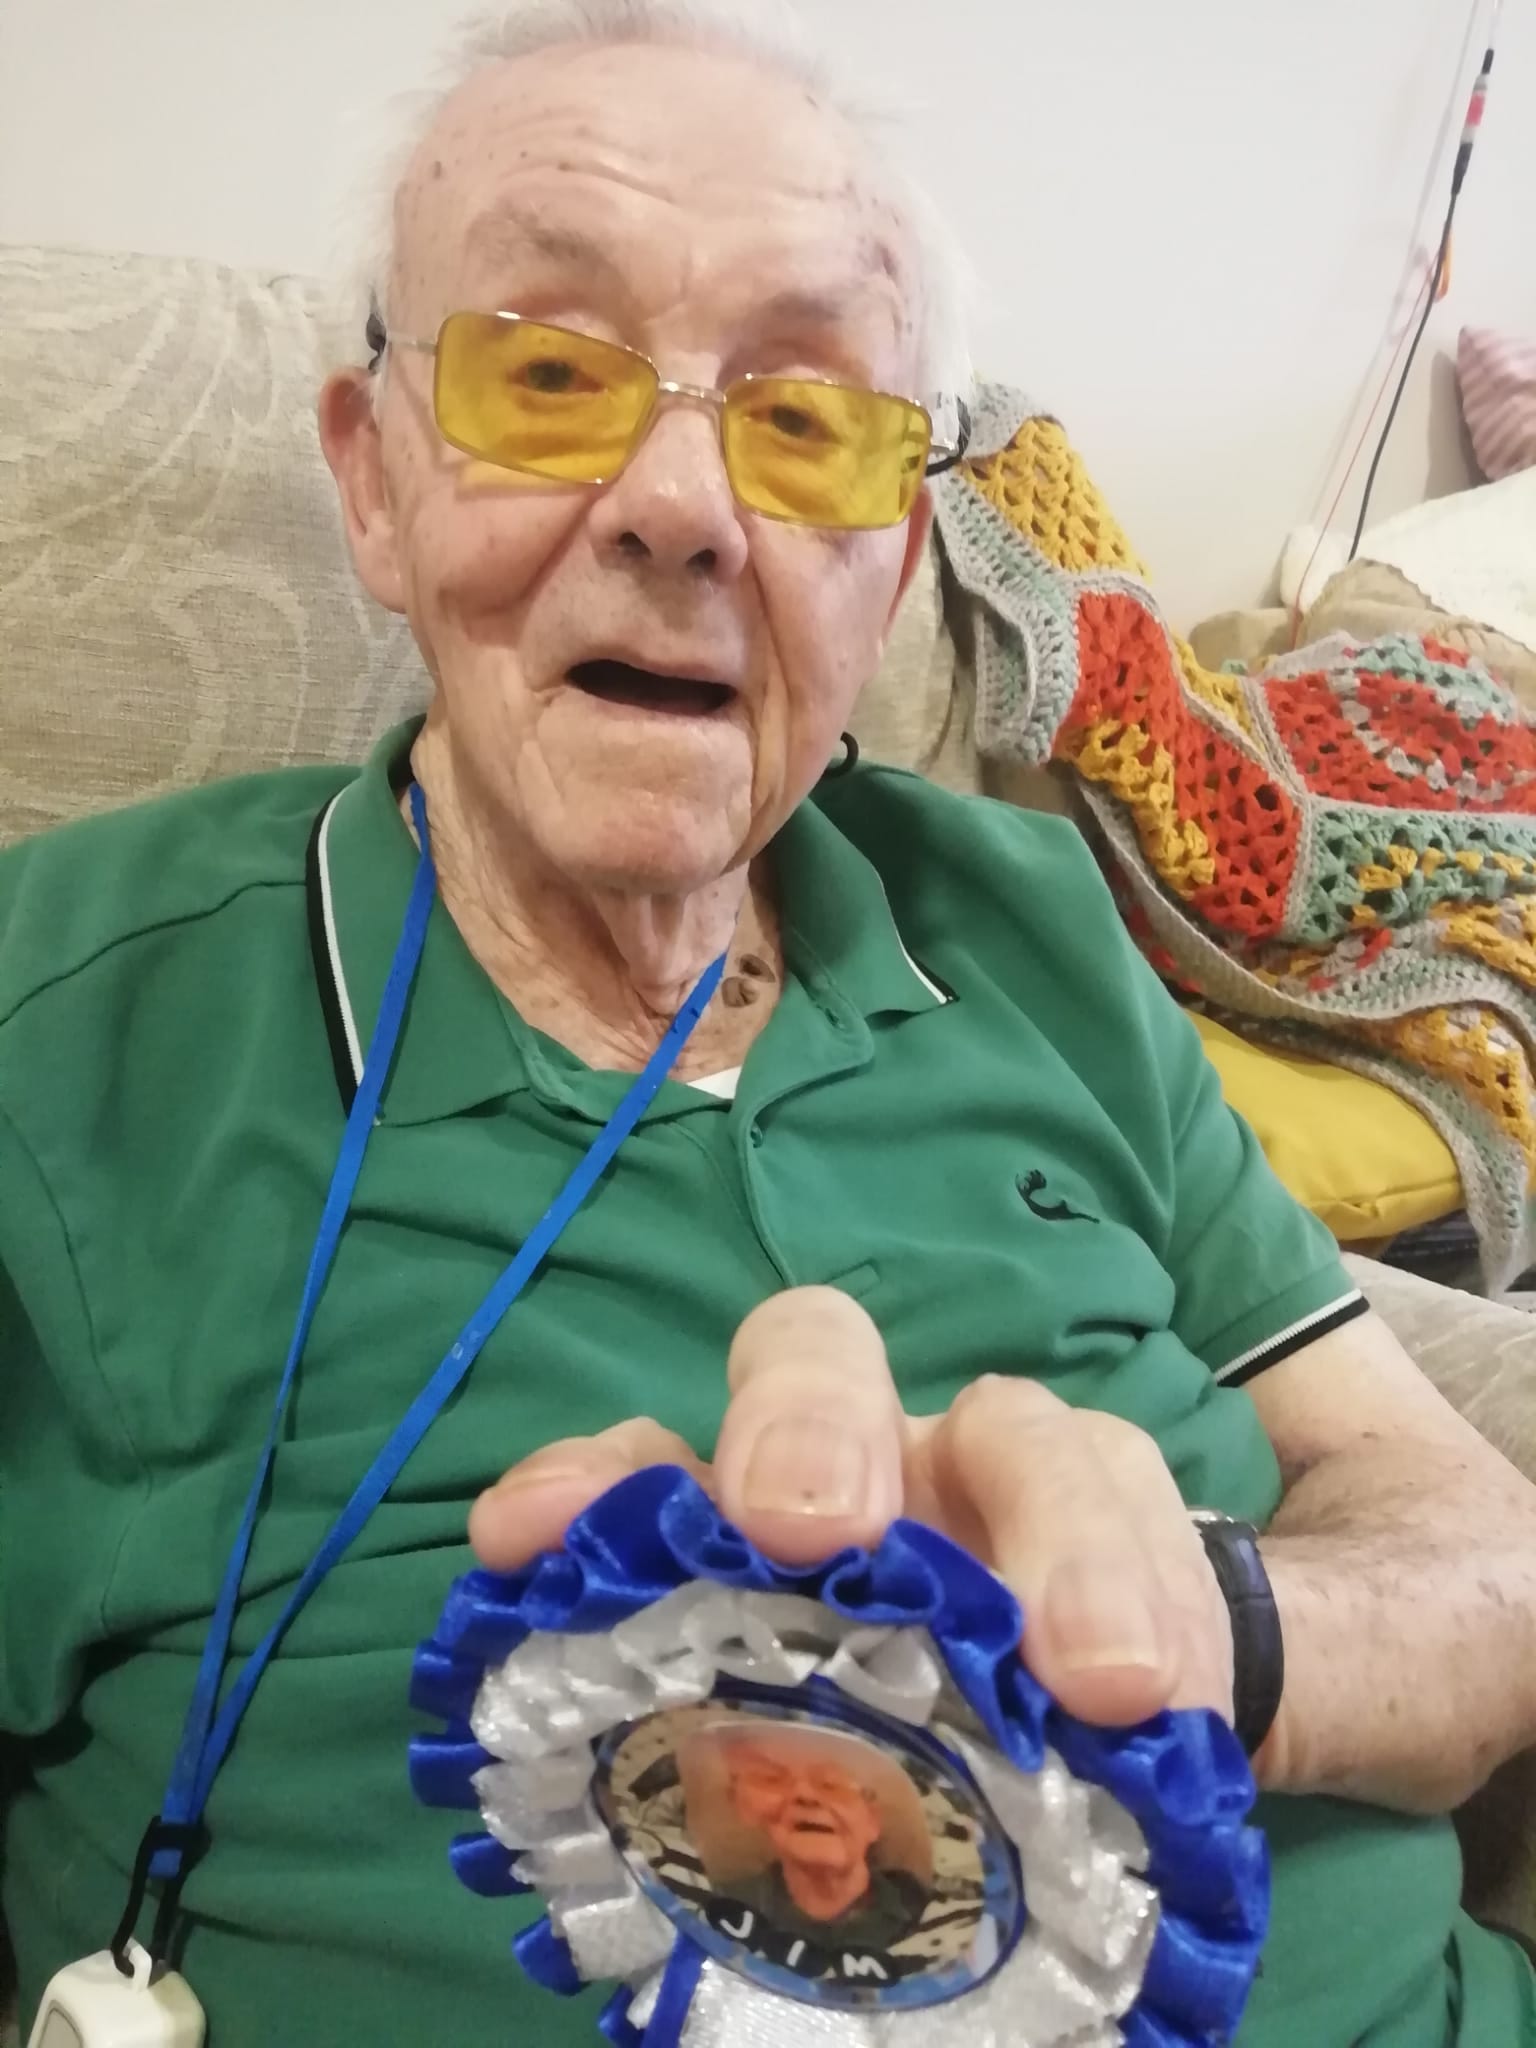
[822,733,860,780]
[925,397,973,478]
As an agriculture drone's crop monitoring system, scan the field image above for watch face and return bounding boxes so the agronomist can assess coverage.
[591,1693,1024,2013]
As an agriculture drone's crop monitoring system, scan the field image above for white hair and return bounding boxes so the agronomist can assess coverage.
[347,0,973,407]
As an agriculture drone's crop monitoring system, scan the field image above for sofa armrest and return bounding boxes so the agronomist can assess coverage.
[1344,1254,1536,1487]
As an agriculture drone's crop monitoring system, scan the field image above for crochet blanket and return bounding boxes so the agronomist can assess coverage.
[933,387,1536,1290]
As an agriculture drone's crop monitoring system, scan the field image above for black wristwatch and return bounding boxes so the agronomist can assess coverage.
[1192,1511,1284,1756]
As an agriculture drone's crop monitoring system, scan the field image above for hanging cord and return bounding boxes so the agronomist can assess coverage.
[1346,12,1502,565]
[1287,287,1429,650]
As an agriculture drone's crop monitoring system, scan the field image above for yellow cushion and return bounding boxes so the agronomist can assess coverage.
[1191,1014,1462,1242]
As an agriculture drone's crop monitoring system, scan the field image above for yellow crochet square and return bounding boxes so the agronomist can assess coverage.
[1192,1014,1462,1242]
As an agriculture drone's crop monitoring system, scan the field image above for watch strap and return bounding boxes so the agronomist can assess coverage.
[1193,1513,1284,1756]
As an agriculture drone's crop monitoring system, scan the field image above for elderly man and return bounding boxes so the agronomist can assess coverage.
[2,4,1535,2044]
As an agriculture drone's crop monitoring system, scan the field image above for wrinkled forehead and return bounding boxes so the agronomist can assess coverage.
[725,1731,868,1780]
[392,41,922,386]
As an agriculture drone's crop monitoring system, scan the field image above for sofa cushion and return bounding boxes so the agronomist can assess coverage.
[1194,1014,1461,1242]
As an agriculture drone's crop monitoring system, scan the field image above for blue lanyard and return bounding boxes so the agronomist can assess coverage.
[122,781,726,1951]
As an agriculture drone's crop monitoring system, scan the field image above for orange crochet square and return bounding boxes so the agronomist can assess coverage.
[1263,669,1536,814]
[1067,591,1299,942]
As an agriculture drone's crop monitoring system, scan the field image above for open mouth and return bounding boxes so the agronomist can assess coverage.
[568,658,735,716]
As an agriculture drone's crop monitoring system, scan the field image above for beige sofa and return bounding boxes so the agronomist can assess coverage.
[2,247,1533,2002]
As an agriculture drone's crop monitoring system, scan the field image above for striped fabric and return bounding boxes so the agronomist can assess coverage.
[1459,325,1536,481]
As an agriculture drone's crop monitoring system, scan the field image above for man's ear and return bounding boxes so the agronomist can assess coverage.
[883,487,936,640]
[318,368,408,614]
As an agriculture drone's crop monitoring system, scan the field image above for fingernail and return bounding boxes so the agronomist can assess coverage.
[741,1418,871,1519]
[1045,1560,1164,1671]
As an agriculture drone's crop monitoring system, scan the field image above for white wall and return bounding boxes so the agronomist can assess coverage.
[2,0,1532,628]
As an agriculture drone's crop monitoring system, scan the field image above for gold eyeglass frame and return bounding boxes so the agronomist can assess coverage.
[367,307,972,518]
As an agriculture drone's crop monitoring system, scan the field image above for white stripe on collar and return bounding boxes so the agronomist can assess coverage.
[898,937,952,1006]
[316,790,364,1088]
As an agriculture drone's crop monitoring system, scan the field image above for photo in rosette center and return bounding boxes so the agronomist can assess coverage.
[592,1696,1023,2010]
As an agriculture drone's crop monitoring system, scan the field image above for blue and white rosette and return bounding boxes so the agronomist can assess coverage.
[410,1468,1267,2048]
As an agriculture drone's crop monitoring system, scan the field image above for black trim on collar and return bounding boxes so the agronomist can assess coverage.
[1218,1293,1369,1389]
[305,799,360,1117]
[906,953,957,1005]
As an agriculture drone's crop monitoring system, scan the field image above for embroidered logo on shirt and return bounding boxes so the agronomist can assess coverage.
[1016,1171,1098,1225]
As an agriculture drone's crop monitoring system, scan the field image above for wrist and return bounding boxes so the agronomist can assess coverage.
[1249,1692,1299,1793]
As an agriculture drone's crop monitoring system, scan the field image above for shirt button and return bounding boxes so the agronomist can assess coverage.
[749,1122,764,1149]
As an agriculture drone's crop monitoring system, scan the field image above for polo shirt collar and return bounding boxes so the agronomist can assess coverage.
[776,791,951,1025]
[308,721,524,1126]
[307,722,947,1126]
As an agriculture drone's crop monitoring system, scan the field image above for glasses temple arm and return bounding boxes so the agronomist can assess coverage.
[924,396,973,477]
[364,304,437,373]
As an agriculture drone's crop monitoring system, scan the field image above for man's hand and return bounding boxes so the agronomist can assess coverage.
[469,1287,1234,1731]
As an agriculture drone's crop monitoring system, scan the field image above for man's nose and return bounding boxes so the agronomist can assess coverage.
[587,399,750,580]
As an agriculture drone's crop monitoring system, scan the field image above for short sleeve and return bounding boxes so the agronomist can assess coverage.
[1155,1001,1368,1386]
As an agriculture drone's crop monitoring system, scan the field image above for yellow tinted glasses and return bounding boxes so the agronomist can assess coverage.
[376,310,965,530]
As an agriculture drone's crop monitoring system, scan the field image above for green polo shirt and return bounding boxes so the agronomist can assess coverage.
[1,724,1529,2046]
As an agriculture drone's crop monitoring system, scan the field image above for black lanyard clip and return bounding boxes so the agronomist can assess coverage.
[110,1815,207,1976]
